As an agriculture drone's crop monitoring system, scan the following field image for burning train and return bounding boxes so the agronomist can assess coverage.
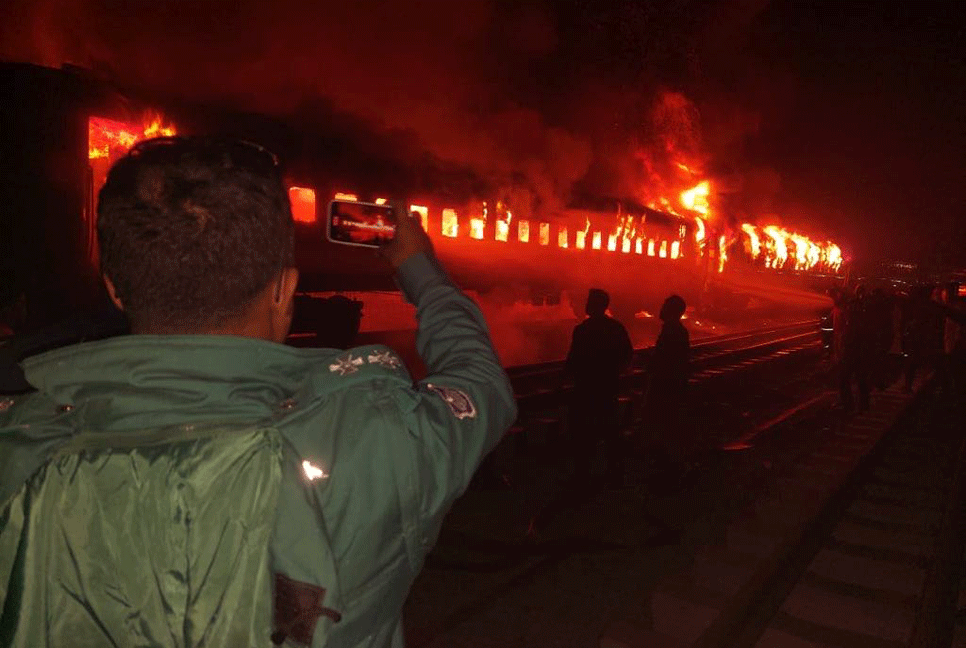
[2,62,844,358]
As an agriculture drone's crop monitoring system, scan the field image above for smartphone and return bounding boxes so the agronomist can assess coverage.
[327,200,396,247]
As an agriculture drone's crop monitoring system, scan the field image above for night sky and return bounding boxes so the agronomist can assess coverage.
[3,0,964,268]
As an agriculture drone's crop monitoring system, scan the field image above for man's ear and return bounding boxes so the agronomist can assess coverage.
[103,275,125,311]
[274,267,299,309]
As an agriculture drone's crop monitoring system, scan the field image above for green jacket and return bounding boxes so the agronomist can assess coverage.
[0,253,516,647]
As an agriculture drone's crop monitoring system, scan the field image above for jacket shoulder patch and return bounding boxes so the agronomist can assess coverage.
[426,384,477,420]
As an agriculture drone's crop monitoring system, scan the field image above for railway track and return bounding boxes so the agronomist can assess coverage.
[604,375,965,648]
[509,320,822,410]
[406,334,961,646]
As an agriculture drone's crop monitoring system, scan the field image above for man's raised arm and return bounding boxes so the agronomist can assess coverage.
[385,206,517,523]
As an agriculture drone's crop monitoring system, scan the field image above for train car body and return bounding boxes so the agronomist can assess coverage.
[2,62,839,359]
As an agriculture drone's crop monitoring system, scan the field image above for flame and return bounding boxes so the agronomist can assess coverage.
[763,226,788,268]
[693,217,706,247]
[680,181,711,216]
[518,220,530,243]
[539,222,550,246]
[442,208,458,238]
[789,233,810,269]
[495,204,510,242]
[334,192,358,202]
[592,231,602,250]
[741,224,761,259]
[410,205,429,231]
[807,241,821,269]
[670,240,680,259]
[558,226,568,248]
[647,239,656,256]
[89,113,176,161]
[141,113,176,140]
[826,244,843,271]
[718,235,728,273]
[635,310,655,319]
[575,217,590,249]
[659,240,668,258]
[470,202,487,240]
[374,197,388,205]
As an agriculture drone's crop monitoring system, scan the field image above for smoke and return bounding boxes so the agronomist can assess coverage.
[2,0,780,222]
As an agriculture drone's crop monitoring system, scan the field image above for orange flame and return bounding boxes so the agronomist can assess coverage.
[89,113,177,160]
[495,204,511,242]
[539,222,550,246]
[763,226,788,268]
[680,181,711,216]
[558,226,568,248]
[741,223,761,259]
[334,192,358,202]
[518,220,530,243]
[470,201,487,240]
[592,231,602,250]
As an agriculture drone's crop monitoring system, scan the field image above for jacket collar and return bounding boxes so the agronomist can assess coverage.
[22,335,338,429]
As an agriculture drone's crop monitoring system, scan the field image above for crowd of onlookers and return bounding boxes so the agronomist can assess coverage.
[830,281,966,411]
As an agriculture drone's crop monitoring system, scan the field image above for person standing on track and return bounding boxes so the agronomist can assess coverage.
[564,288,633,488]
[642,294,691,475]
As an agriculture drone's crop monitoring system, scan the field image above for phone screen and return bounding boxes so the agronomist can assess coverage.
[327,200,396,247]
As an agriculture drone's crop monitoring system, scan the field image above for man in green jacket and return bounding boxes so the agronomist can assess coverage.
[0,137,516,647]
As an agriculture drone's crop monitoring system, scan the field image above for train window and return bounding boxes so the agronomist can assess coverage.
[558,226,568,248]
[442,209,458,237]
[410,205,429,232]
[470,217,485,240]
[518,220,530,243]
[289,187,316,223]
[496,219,509,242]
[539,223,550,246]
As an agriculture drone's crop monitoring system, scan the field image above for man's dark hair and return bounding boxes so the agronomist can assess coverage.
[97,137,294,332]
[586,288,609,316]
[660,294,686,321]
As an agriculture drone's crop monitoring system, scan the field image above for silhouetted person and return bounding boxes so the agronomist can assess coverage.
[867,288,894,389]
[565,288,633,486]
[643,295,690,468]
[839,286,872,411]
[902,285,945,392]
